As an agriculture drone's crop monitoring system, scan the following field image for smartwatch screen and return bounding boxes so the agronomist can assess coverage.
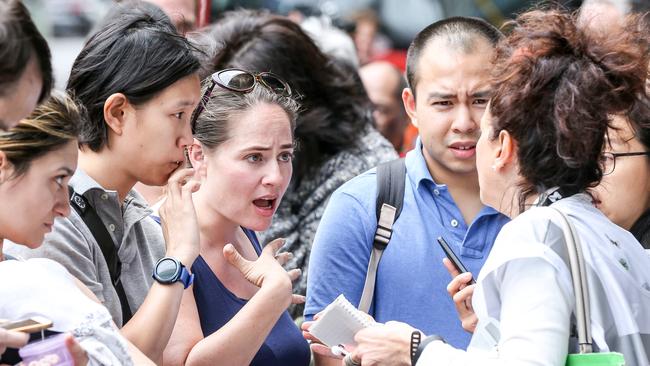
[156,258,179,281]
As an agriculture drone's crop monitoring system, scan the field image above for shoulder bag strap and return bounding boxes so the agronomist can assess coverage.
[549,207,593,354]
[359,158,406,313]
[69,190,133,324]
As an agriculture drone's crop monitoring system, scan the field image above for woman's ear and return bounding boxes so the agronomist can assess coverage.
[0,151,13,184]
[103,93,131,137]
[188,140,207,178]
[493,129,516,171]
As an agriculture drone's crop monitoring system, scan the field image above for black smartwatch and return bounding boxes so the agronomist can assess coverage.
[411,332,445,366]
[152,257,193,289]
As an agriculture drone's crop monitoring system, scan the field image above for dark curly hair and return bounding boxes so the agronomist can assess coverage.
[190,9,372,185]
[489,8,649,212]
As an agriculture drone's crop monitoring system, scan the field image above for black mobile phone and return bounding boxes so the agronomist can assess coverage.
[437,236,476,284]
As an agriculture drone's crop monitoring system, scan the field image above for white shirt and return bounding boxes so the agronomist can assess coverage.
[0,258,133,365]
[418,194,650,365]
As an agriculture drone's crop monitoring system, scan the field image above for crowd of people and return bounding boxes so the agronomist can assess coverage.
[0,0,649,365]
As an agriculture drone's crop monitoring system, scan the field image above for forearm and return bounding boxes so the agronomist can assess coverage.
[185,281,292,366]
[127,338,156,365]
[314,353,343,366]
[418,258,571,366]
[121,282,185,363]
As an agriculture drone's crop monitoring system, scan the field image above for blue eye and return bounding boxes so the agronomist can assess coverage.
[279,152,294,162]
[246,154,262,163]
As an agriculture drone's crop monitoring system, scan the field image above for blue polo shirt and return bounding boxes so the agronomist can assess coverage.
[304,139,509,349]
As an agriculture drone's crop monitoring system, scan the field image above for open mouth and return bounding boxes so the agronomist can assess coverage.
[253,198,275,209]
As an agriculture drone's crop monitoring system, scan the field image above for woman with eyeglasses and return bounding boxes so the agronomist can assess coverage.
[593,97,650,249]
[162,70,310,366]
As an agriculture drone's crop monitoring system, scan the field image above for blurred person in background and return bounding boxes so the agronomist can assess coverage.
[116,0,198,34]
[0,0,54,357]
[359,60,411,155]
[191,9,397,319]
[0,0,52,131]
[300,15,359,68]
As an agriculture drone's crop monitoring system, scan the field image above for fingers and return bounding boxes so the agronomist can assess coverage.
[64,334,88,366]
[442,258,461,278]
[223,243,251,271]
[309,342,337,358]
[0,329,28,353]
[300,321,313,332]
[446,272,474,296]
[287,268,301,282]
[452,284,475,310]
[291,294,306,304]
[274,252,293,266]
[263,238,287,255]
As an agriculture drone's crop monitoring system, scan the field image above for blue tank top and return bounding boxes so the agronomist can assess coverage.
[191,228,311,366]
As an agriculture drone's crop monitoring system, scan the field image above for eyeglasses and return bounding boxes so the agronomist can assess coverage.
[190,68,292,132]
[600,151,650,175]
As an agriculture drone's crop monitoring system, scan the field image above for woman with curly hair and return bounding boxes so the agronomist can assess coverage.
[311,8,650,366]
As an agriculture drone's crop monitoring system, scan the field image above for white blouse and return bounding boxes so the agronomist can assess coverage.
[418,194,650,365]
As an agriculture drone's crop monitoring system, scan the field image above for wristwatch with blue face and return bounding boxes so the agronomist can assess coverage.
[152,257,194,289]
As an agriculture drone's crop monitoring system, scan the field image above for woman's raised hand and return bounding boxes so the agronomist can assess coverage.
[159,167,201,267]
[224,238,304,305]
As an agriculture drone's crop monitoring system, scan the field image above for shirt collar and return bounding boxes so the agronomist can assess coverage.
[405,137,502,217]
[68,168,149,209]
[405,137,447,190]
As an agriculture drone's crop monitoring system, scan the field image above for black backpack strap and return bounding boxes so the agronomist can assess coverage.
[358,158,406,313]
[69,190,133,324]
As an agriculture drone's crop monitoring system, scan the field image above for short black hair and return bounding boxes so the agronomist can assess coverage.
[0,0,53,103]
[406,16,502,96]
[67,0,200,151]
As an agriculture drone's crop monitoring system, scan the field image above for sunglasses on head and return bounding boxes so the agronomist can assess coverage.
[190,68,292,133]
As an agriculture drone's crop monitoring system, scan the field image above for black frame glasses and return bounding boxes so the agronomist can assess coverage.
[190,68,292,133]
[600,151,650,175]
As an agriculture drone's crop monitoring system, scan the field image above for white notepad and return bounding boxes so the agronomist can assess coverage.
[308,294,376,347]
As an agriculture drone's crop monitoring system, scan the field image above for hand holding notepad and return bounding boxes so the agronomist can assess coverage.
[308,294,376,347]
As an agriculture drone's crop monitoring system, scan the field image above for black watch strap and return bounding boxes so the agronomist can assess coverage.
[410,331,422,366]
[412,334,445,365]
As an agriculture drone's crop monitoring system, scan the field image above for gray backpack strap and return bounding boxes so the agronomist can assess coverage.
[359,159,406,313]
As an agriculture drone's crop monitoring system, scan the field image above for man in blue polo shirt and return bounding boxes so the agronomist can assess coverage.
[305,16,510,357]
